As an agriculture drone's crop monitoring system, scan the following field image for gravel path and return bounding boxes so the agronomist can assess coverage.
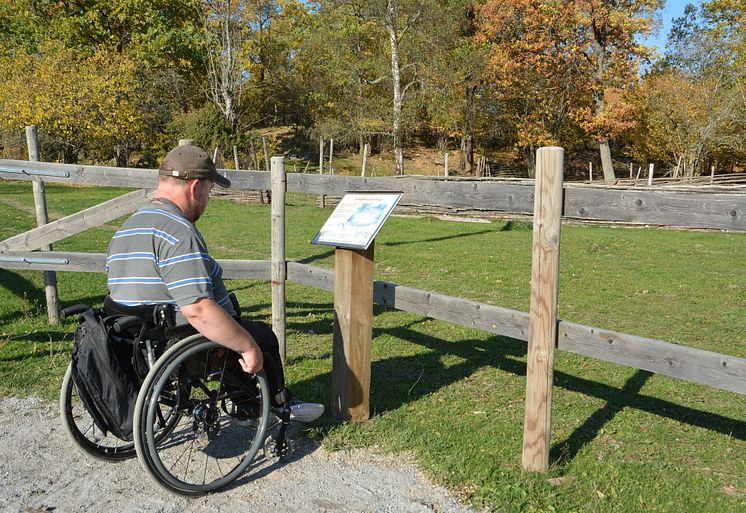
[0,397,477,513]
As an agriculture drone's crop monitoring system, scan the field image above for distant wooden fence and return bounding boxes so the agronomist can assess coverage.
[1,145,746,473]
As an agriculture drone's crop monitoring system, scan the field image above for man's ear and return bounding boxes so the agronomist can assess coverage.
[187,178,201,196]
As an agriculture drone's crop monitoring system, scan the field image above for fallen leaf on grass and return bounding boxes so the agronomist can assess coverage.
[723,484,741,497]
[547,476,573,486]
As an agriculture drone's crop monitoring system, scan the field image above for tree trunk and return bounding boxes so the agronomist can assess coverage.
[464,84,475,176]
[461,3,477,177]
[599,140,615,181]
[115,146,129,168]
[526,145,536,178]
[63,145,77,164]
[386,1,404,175]
[593,32,615,180]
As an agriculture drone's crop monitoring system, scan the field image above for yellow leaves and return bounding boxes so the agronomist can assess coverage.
[0,42,152,158]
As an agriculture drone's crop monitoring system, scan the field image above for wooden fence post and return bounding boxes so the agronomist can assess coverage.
[271,156,286,365]
[648,163,654,186]
[522,146,564,472]
[261,137,271,204]
[329,138,334,175]
[361,143,369,177]
[178,139,193,147]
[332,243,375,421]
[25,126,60,325]
[233,145,240,170]
[319,137,326,208]
[444,152,449,177]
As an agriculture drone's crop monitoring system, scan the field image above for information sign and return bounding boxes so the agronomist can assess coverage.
[312,192,403,250]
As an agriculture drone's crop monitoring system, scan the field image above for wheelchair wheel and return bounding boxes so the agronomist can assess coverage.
[59,362,136,461]
[133,335,270,495]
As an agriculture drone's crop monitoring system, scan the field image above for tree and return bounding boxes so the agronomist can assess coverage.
[575,0,662,181]
[624,70,735,175]
[422,1,489,175]
[0,0,204,163]
[300,2,389,152]
[478,0,589,175]
[622,1,744,175]
[203,0,250,136]
[0,42,166,165]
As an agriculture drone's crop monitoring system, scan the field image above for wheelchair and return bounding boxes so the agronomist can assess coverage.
[59,298,293,495]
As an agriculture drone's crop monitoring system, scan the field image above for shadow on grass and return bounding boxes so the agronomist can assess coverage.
[293,228,497,266]
[0,269,46,307]
[550,369,652,468]
[380,229,496,248]
[0,330,73,363]
[290,322,746,468]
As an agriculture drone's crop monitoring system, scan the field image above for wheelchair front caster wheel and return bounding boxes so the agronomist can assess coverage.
[264,435,293,462]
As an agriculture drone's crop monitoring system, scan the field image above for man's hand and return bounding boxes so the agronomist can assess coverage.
[239,345,264,374]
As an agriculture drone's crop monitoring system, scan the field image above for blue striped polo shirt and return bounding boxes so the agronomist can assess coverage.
[106,197,235,320]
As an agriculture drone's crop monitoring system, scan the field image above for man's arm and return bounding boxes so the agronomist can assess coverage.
[180,297,263,373]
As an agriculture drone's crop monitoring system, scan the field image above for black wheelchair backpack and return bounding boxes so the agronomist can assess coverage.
[69,308,141,441]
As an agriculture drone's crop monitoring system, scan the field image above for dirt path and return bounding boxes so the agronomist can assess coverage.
[0,397,478,513]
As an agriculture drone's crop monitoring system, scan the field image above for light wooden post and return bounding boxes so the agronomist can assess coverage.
[25,126,60,325]
[361,143,369,177]
[178,139,193,147]
[329,138,334,175]
[233,145,240,170]
[647,163,654,186]
[318,136,324,175]
[261,137,271,204]
[711,165,715,184]
[270,156,286,365]
[444,152,449,177]
[589,161,593,182]
[319,137,326,208]
[522,146,564,472]
[332,243,375,421]
[629,162,633,179]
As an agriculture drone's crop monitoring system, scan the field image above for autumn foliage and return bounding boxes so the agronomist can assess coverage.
[0,0,742,175]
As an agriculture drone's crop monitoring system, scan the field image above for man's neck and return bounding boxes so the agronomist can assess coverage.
[153,187,193,221]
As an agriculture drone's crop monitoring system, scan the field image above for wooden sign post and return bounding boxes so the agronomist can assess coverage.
[522,146,564,472]
[313,192,402,421]
[332,243,375,421]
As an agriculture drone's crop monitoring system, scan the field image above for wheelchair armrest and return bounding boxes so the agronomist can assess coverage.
[112,316,144,333]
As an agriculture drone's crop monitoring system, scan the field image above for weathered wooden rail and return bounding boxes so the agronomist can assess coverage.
[2,150,745,473]
[2,159,745,231]
[4,250,743,397]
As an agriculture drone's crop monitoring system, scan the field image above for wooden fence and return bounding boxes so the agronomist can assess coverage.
[1,146,745,473]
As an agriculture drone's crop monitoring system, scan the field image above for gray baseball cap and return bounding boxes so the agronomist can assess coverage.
[158,144,231,188]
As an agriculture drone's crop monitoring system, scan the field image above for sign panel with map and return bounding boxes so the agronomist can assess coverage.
[312,192,403,250]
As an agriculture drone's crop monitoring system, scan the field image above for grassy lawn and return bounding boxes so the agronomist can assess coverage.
[1,181,744,512]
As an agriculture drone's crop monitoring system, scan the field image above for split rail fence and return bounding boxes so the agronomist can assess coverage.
[1,143,745,473]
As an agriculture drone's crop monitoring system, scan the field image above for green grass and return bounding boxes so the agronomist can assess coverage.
[1,181,744,512]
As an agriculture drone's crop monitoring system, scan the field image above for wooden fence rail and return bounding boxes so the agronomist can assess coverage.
[2,159,746,231]
[3,249,744,397]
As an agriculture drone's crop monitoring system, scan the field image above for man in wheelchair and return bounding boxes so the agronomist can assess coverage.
[106,142,323,424]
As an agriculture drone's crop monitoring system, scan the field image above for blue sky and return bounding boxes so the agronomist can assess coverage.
[642,0,701,52]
